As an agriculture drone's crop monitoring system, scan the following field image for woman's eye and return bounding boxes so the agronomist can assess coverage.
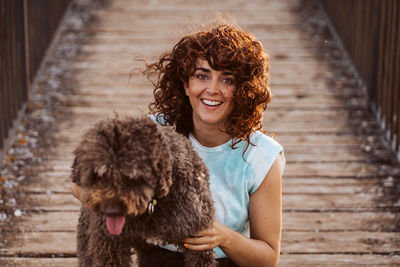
[197,74,207,80]
[223,78,233,84]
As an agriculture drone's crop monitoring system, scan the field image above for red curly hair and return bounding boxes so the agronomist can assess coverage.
[145,23,272,149]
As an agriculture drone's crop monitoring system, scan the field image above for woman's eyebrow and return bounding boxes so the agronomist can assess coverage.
[195,67,210,73]
[195,68,233,76]
[222,71,233,76]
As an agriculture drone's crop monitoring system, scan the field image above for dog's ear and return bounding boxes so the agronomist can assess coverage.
[71,156,95,186]
[70,157,81,185]
[70,146,98,186]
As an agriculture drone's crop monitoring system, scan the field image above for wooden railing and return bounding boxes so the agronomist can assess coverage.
[0,0,70,149]
[320,0,400,158]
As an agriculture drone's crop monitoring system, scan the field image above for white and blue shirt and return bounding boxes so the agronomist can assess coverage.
[149,114,285,258]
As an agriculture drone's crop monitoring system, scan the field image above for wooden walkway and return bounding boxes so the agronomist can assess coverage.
[1,0,399,266]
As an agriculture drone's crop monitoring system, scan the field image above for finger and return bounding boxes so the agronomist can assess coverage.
[190,228,217,237]
[184,236,216,245]
[184,243,215,251]
[191,230,211,237]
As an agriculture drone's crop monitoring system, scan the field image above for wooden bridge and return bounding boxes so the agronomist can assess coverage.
[0,0,399,266]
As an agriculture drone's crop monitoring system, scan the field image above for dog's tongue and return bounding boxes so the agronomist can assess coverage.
[106,216,125,235]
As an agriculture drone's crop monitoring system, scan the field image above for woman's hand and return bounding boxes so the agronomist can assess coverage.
[183,219,231,251]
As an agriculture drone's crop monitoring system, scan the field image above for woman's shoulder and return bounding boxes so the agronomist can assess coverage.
[246,131,285,194]
[246,131,285,173]
[249,131,283,152]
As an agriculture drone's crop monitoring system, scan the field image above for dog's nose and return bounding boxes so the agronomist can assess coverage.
[104,199,124,216]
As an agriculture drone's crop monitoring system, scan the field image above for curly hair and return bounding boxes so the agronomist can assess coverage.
[145,23,272,150]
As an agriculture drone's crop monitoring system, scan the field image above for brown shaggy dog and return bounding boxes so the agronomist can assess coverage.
[71,115,217,267]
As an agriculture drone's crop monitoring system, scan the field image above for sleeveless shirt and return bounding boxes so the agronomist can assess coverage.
[149,114,285,258]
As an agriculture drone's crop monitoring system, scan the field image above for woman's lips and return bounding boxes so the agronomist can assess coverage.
[201,99,223,107]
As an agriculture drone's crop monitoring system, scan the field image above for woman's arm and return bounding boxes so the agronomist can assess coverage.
[183,156,283,267]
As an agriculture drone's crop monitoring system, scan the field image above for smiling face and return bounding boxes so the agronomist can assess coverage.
[184,59,236,132]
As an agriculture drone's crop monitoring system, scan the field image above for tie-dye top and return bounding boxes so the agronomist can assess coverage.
[149,114,285,258]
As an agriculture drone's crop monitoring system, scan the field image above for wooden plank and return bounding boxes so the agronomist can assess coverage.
[283,211,398,232]
[50,129,375,147]
[278,254,400,266]
[8,210,397,233]
[11,191,395,212]
[83,36,315,51]
[58,95,365,112]
[0,232,76,256]
[285,162,400,177]
[72,71,349,89]
[21,173,384,195]
[104,0,297,11]
[283,194,393,211]
[86,29,310,43]
[281,231,400,254]
[64,92,364,108]
[0,258,78,267]
[73,69,345,87]
[65,87,366,109]
[1,231,398,256]
[20,173,383,195]
[277,134,379,146]
[10,211,79,232]
[72,65,342,82]
[1,254,399,267]
[52,112,376,134]
[85,39,315,54]
[282,177,381,194]
[23,161,400,179]
[1,254,398,267]
[264,109,370,122]
[79,42,320,58]
[14,193,80,211]
[62,104,369,123]
[48,138,386,156]
[20,178,72,195]
[52,117,380,137]
[283,147,392,162]
[93,10,302,25]
[72,77,359,94]
[36,139,392,165]
[266,121,371,134]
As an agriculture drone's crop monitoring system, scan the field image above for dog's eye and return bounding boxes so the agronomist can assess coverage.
[90,174,101,185]
[126,177,146,188]
[127,179,138,187]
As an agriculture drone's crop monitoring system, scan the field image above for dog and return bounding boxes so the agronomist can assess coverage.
[71,115,217,266]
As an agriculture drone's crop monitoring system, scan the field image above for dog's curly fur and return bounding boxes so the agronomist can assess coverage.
[71,115,217,267]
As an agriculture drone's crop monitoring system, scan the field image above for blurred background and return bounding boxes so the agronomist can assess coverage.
[0,0,399,266]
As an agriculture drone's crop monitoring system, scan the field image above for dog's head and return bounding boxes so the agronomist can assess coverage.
[71,116,173,234]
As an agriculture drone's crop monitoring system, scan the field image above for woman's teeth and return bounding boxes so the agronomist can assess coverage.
[202,99,222,106]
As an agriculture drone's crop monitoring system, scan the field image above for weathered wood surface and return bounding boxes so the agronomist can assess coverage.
[2,230,399,256]
[4,210,398,233]
[1,0,399,266]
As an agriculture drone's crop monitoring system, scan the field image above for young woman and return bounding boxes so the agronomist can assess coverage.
[72,23,285,267]
[144,23,285,267]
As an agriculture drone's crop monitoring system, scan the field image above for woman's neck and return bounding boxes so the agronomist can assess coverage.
[192,124,231,147]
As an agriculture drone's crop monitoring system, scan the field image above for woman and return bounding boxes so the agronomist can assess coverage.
[73,23,285,267]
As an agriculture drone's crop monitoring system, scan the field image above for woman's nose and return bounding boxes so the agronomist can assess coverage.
[206,79,219,94]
